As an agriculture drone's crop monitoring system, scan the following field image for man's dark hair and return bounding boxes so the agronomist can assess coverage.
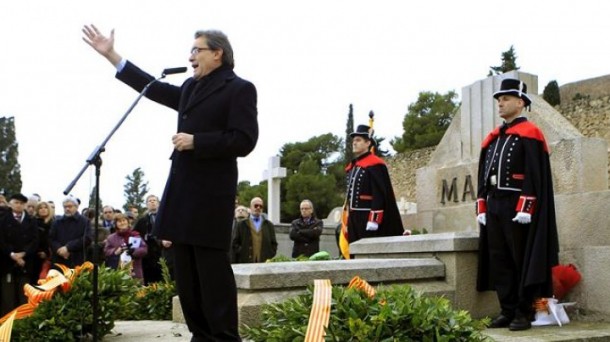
[195,30,235,69]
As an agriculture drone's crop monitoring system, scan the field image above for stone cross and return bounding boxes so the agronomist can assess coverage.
[262,156,286,223]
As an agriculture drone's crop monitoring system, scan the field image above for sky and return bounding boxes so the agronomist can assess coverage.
[1,0,610,210]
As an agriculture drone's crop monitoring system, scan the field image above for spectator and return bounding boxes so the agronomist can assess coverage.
[34,201,54,280]
[289,199,323,258]
[104,213,148,281]
[0,193,39,316]
[26,196,39,217]
[49,196,93,268]
[100,205,115,232]
[230,205,249,262]
[134,195,163,284]
[232,197,277,263]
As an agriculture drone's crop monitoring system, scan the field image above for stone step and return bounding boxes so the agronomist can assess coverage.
[483,321,610,341]
[232,257,445,289]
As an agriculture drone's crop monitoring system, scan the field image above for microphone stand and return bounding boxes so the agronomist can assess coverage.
[63,71,168,341]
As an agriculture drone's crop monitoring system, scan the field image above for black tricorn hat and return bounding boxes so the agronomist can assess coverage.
[9,193,28,203]
[349,125,372,139]
[493,78,532,107]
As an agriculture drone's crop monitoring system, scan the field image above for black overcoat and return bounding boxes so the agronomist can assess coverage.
[117,62,258,250]
[476,119,559,299]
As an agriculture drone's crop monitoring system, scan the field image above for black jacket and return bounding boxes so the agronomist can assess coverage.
[0,212,39,276]
[289,216,323,257]
[116,62,258,250]
[49,214,92,268]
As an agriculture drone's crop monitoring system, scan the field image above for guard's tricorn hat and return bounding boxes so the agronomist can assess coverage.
[9,193,28,203]
[493,78,532,107]
[349,125,372,139]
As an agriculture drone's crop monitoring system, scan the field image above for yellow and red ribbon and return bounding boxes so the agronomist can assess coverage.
[0,262,93,335]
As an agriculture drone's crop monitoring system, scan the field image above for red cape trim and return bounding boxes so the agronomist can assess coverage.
[482,121,549,153]
[345,153,386,171]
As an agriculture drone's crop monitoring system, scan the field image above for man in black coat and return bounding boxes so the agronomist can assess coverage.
[0,193,39,316]
[133,194,163,285]
[49,196,92,268]
[476,79,559,331]
[83,25,258,341]
[289,199,323,258]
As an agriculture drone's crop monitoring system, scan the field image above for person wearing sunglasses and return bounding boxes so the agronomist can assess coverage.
[232,197,277,263]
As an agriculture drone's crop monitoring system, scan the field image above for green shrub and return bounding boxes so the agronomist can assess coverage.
[10,259,177,341]
[122,258,177,320]
[242,284,490,341]
[12,265,139,341]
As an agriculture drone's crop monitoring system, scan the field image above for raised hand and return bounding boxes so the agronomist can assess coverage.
[82,24,122,66]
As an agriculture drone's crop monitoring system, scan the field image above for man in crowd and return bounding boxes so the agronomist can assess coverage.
[289,199,323,258]
[101,205,115,232]
[134,194,163,284]
[49,196,93,268]
[232,197,277,263]
[83,24,258,341]
[476,78,559,331]
[0,193,39,316]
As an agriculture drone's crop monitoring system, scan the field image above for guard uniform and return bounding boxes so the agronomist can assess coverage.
[476,116,559,319]
[345,151,404,243]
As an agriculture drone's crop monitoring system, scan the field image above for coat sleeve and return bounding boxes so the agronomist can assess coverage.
[116,61,182,111]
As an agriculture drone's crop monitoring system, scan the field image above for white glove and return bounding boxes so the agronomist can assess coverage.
[512,212,531,224]
[366,221,379,231]
[476,213,486,226]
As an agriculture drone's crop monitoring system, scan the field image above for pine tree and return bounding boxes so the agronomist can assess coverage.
[344,104,355,163]
[0,116,22,195]
[488,45,520,76]
[123,167,149,213]
[88,185,103,210]
[542,80,561,106]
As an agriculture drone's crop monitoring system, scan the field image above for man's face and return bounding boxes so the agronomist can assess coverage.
[250,198,264,216]
[129,207,139,218]
[102,207,114,220]
[63,202,79,217]
[300,202,313,219]
[497,94,524,122]
[26,201,37,216]
[189,36,222,80]
[9,200,25,214]
[352,136,371,156]
[146,197,159,212]
[234,206,249,220]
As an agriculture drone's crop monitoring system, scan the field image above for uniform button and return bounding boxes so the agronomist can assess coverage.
[182,115,187,119]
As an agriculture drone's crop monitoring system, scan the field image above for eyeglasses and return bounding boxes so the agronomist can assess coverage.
[190,47,213,55]
[253,204,263,209]
[300,207,312,210]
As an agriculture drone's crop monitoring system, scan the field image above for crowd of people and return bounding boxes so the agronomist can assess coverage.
[0,192,173,317]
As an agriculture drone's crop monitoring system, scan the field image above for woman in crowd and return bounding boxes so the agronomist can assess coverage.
[34,201,54,280]
[104,213,148,282]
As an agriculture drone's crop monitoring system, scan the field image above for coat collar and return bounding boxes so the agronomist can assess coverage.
[182,66,236,113]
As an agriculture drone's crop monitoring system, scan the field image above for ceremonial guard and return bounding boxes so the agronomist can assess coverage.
[476,78,559,331]
[339,117,403,259]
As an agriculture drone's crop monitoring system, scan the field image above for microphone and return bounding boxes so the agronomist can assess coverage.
[162,67,187,76]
